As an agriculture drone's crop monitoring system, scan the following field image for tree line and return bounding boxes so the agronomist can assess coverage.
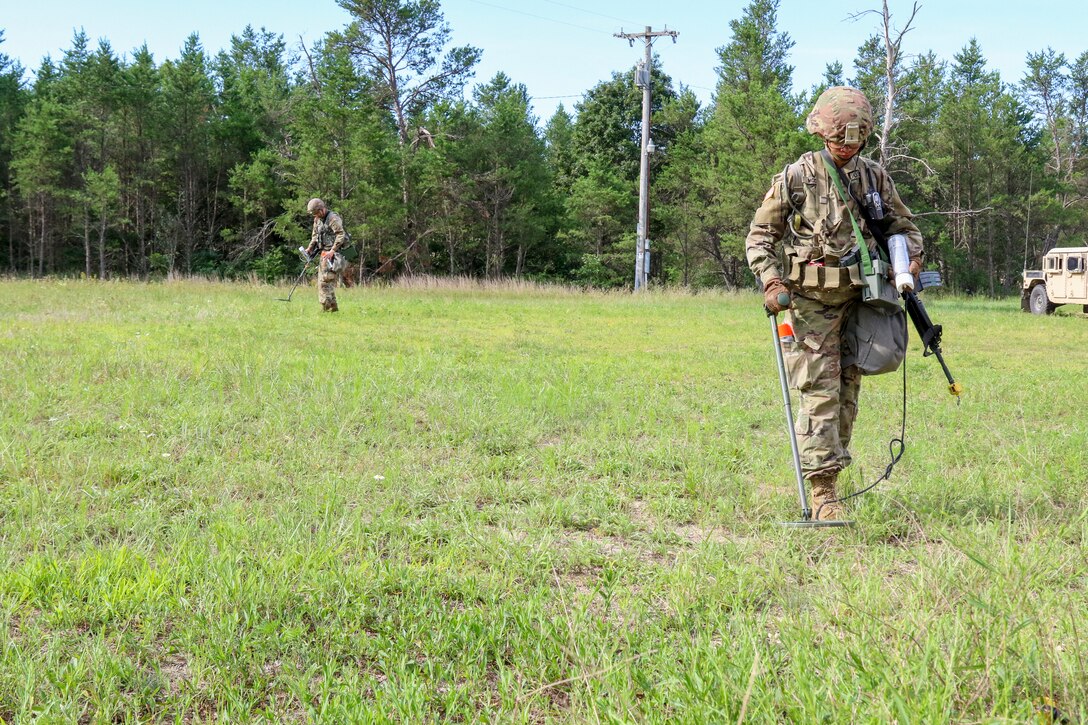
[0,0,1085,294]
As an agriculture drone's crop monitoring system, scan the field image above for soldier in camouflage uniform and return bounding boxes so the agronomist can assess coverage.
[304,198,348,312]
[745,87,924,520]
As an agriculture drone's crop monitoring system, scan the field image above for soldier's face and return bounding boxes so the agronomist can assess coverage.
[311,207,326,220]
[826,139,863,164]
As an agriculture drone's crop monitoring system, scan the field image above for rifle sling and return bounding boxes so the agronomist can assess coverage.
[820,149,893,264]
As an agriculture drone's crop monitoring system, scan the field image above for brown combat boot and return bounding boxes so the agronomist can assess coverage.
[810,472,845,521]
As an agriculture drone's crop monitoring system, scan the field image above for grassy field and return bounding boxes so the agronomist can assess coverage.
[1,276,1087,723]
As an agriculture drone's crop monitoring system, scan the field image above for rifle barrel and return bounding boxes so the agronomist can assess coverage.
[901,290,962,397]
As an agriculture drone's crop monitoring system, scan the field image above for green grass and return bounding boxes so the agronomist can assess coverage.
[1,277,1086,722]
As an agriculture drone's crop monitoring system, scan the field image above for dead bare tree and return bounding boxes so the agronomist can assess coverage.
[849,1,921,164]
[850,1,998,289]
[228,218,279,262]
[298,36,322,96]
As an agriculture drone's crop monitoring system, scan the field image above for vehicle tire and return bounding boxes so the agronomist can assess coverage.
[1029,284,1054,315]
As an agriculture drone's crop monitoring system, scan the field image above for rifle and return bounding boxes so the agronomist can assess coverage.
[901,279,963,397]
[278,247,318,302]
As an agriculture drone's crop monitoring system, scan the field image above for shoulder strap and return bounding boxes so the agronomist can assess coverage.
[842,155,893,261]
[820,150,875,277]
[781,162,801,215]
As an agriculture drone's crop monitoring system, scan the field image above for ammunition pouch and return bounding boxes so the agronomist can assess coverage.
[786,263,859,290]
[783,243,904,312]
[860,258,901,310]
[784,244,866,291]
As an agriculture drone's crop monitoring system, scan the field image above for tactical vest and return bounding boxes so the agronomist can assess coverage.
[779,152,884,292]
[313,211,346,251]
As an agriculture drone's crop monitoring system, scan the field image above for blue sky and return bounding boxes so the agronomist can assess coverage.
[2,0,1085,122]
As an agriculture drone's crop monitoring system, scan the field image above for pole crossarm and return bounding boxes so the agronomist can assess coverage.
[613,29,680,44]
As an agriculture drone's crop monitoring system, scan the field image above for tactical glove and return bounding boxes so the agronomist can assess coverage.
[763,278,790,313]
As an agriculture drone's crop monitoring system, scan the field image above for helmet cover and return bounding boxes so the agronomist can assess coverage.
[806,86,873,144]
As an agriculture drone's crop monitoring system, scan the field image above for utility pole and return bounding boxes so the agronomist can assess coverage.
[615,26,678,291]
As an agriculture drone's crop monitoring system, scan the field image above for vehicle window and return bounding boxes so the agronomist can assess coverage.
[1068,257,1083,273]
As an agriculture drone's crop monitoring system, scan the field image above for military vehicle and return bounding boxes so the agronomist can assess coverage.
[1021,247,1088,315]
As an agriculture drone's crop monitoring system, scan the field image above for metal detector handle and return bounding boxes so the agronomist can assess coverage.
[768,307,811,520]
[762,292,792,317]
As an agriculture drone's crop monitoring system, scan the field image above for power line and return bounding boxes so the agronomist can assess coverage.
[463,0,610,34]
[540,0,638,26]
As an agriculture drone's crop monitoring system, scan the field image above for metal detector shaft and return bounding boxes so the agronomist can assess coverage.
[279,259,313,302]
[768,309,811,521]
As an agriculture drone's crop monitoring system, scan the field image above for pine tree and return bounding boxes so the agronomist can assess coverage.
[335,0,481,272]
[1021,48,1088,245]
[215,26,294,267]
[160,34,217,273]
[652,89,707,286]
[701,0,807,287]
[82,165,121,277]
[544,105,576,196]
[460,73,554,277]
[10,59,69,275]
[117,45,164,276]
[0,31,27,271]
[286,37,399,280]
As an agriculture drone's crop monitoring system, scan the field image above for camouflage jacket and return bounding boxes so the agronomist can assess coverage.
[745,151,923,298]
[310,210,347,252]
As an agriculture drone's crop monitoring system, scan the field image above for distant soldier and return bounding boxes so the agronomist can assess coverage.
[745,87,924,520]
[303,198,348,312]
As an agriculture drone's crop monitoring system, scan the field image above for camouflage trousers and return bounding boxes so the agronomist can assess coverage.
[318,255,340,309]
[781,294,863,479]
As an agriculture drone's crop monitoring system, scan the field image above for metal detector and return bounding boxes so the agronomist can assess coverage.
[278,249,316,302]
[767,293,854,528]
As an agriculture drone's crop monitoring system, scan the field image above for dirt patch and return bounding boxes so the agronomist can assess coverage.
[627,499,654,528]
[159,652,193,695]
[672,522,731,546]
[561,568,602,598]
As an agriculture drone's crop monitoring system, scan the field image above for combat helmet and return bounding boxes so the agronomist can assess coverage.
[805,86,873,145]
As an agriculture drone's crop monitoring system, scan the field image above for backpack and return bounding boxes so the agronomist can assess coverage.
[340,232,359,263]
